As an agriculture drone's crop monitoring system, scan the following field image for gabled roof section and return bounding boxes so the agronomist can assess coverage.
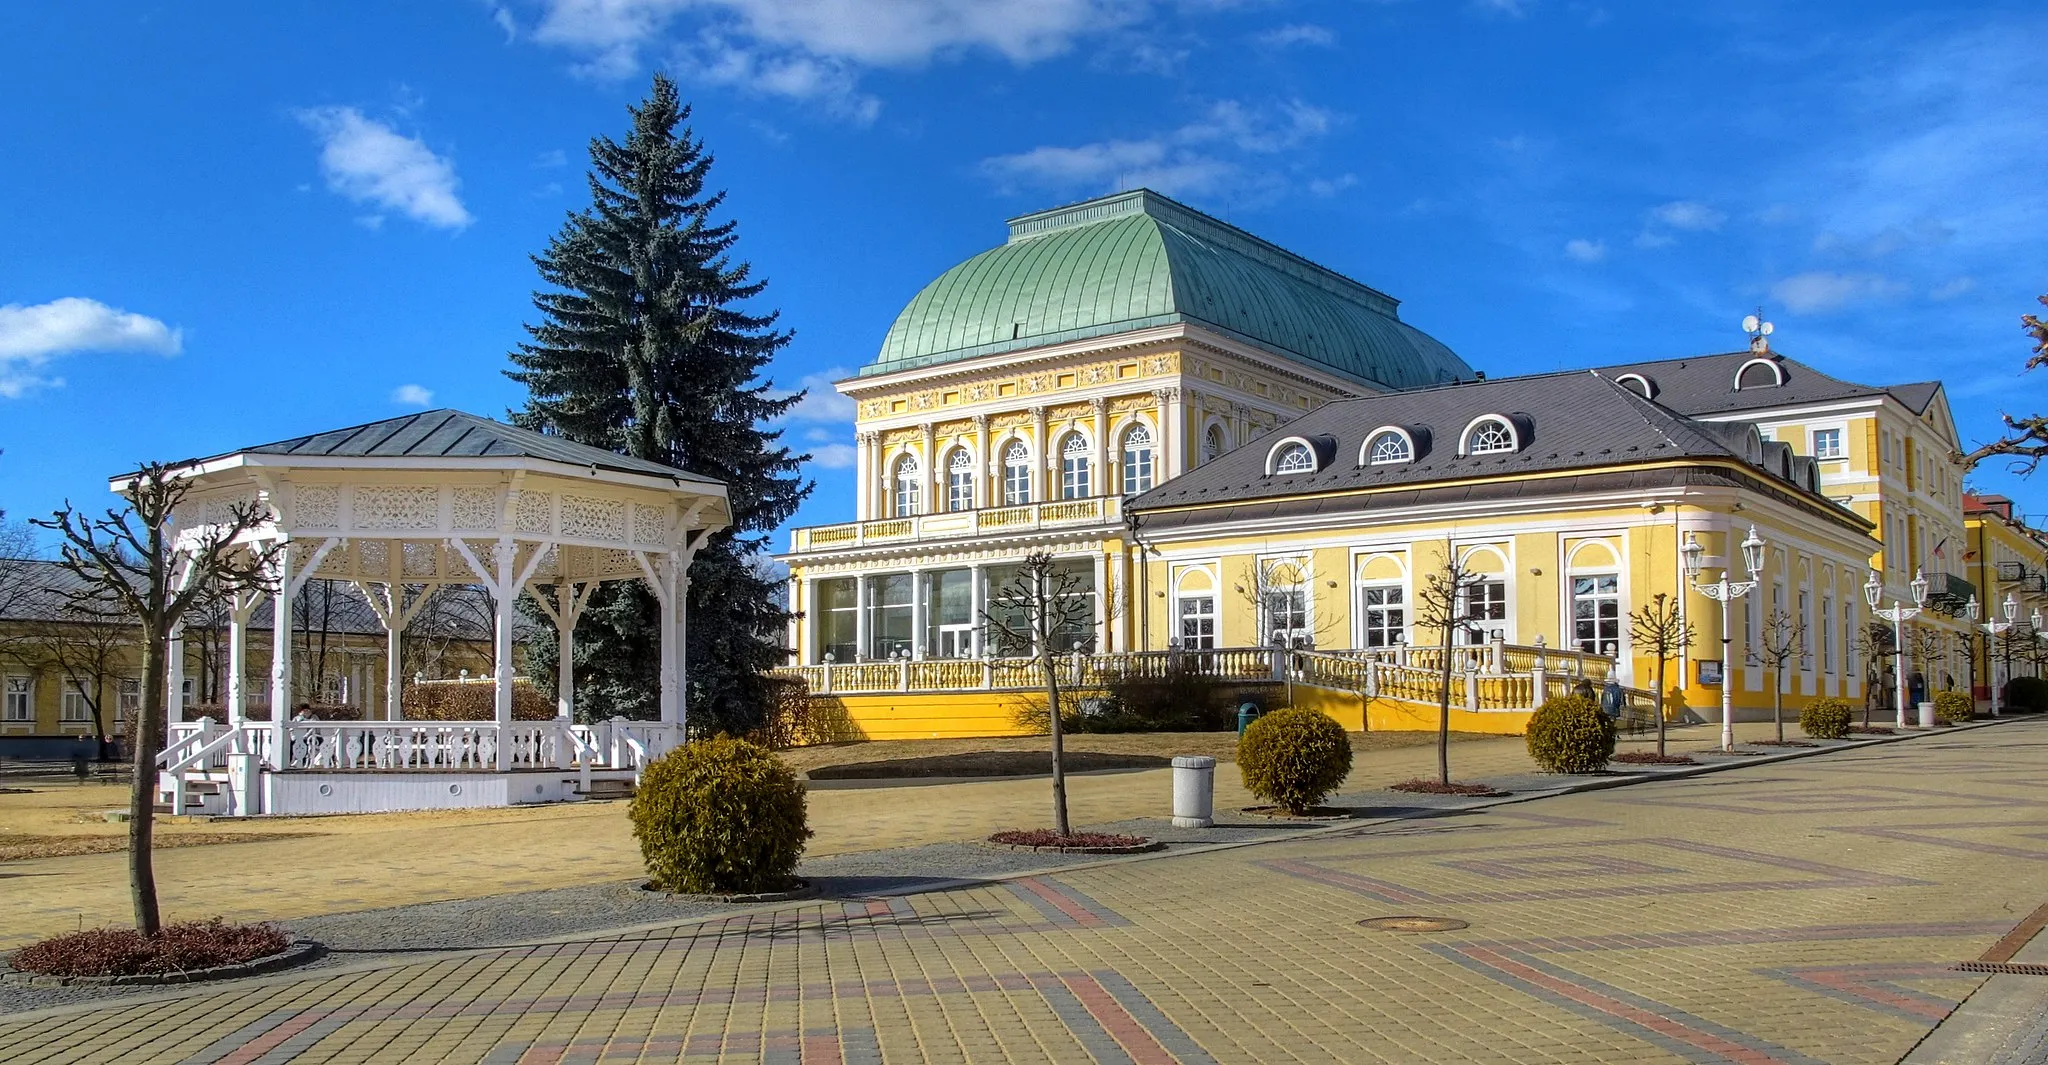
[205,410,720,484]
[1590,350,1937,418]
[1127,370,1860,524]
[866,189,1474,390]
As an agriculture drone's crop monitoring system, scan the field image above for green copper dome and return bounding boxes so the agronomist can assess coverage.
[866,190,1472,390]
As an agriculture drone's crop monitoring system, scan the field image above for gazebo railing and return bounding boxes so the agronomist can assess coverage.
[162,717,682,774]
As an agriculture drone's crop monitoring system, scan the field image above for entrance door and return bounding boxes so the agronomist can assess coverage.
[935,625,975,659]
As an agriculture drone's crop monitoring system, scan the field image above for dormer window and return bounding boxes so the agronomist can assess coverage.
[1362,428,1413,465]
[1614,373,1657,399]
[1267,438,1318,475]
[1733,358,1786,390]
[1462,416,1519,456]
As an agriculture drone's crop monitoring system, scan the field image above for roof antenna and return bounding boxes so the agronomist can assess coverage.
[1742,308,1774,354]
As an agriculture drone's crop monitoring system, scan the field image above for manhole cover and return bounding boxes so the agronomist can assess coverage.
[1357,916,1469,933]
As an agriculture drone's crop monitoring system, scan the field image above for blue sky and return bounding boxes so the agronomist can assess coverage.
[2,0,2044,550]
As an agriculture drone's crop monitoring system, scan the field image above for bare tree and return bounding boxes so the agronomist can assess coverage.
[1627,592,1694,756]
[981,552,1095,838]
[28,597,129,760]
[1906,626,1947,704]
[405,584,496,679]
[1409,543,1486,786]
[1754,610,1806,742]
[1232,557,1340,650]
[1851,621,1897,728]
[184,576,232,706]
[0,518,44,665]
[35,463,276,935]
[1963,294,2048,474]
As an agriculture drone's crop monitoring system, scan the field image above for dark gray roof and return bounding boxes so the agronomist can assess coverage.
[1592,350,1940,417]
[1128,370,1857,523]
[200,410,722,485]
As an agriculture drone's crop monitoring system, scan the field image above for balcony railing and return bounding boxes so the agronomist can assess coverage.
[790,496,1124,552]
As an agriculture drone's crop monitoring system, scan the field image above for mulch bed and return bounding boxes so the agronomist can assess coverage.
[1611,751,1697,765]
[1387,779,1508,797]
[985,829,1160,854]
[6,919,294,982]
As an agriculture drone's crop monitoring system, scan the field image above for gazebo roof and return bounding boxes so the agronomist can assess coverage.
[182,409,723,485]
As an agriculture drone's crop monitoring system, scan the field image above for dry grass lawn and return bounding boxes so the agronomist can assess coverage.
[780,729,1484,778]
[0,832,318,862]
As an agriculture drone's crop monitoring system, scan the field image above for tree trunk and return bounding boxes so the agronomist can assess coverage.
[1654,654,1668,757]
[1043,648,1070,838]
[1773,667,1784,742]
[1436,628,1453,785]
[131,632,165,936]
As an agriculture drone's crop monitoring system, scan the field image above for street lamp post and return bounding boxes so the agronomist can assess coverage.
[1969,593,2019,717]
[1682,525,1766,752]
[1864,568,1930,729]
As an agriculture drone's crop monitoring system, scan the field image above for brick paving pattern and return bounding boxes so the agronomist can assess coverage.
[4,721,2046,1063]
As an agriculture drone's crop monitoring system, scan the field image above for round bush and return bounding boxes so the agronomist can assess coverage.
[630,736,812,894]
[2007,676,2048,713]
[1799,697,1853,739]
[1934,690,1974,724]
[1524,695,1615,773]
[1237,708,1352,814]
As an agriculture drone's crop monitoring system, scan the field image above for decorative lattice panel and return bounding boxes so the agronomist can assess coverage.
[292,486,340,528]
[451,486,501,531]
[515,490,553,535]
[560,494,626,542]
[632,503,673,546]
[353,486,440,530]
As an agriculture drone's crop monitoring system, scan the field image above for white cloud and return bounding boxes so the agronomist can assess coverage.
[806,442,857,469]
[1930,277,1977,301]
[1812,219,1953,259]
[296,107,472,229]
[1307,173,1357,198]
[981,98,1338,198]
[1475,0,1533,16]
[1650,200,1725,231]
[677,32,880,122]
[1254,23,1334,48]
[533,0,1138,94]
[772,366,858,424]
[391,384,435,406]
[1564,238,1607,263]
[0,297,180,398]
[1769,271,1907,314]
[491,4,518,40]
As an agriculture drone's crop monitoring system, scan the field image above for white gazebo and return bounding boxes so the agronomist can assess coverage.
[152,409,730,816]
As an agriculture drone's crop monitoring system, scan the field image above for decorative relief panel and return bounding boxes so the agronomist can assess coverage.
[881,428,920,447]
[854,353,1181,420]
[358,540,389,574]
[1109,395,1160,415]
[352,486,440,531]
[515,490,553,536]
[400,541,441,578]
[632,503,673,546]
[1049,403,1093,420]
[199,492,264,527]
[560,494,627,542]
[292,486,340,529]
[451,486,501,531]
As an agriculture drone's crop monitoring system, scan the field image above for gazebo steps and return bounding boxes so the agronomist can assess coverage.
[572,778,636,800]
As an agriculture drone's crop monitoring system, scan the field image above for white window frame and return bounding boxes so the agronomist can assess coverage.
[946,448,974,512]
[1359,583,1407,648]
[1811,427,1844,460]
[1360,426,1414,466]
[1457,578,1510,645]
[1613,372,1656,399]
[1120,424,1155,495]
[1265,436,1318,475]
[1733,357,1786,389]
[1568,572,1622,659]
[1001,440,1032,506]
[1059,432,1092,500]
[1175,593,1217,650]
[61,686,92,723]
[1459,415,1519,456]
[2,676,31,722]
[1202,423,1229,465]
[891,453,921,518]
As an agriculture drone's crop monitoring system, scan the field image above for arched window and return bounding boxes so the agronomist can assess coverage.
[1203,423,1227,464]
[1121,423,1155,495]
[891,454,921,517]
[1365,430,1411,465]
[1733,358,1785,390]
[1614,372,1657,399]
[1272,442,1316,475]
[1463,417,1517,456]
[1002,441,1032,506]
[946,447,974,512]
[1059,433,1092,499]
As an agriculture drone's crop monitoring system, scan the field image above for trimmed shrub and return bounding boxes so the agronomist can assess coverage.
[1237,708,1352,814]
[1524,695,1615,773]
[2007,676,2048,713]
[1799,697,1853,739]
[1078,660,1236,733]
[1934,690,1974,725]
[401,681,555,721]
[630,736,812,894]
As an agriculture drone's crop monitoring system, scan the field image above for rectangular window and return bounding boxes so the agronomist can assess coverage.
[815,578,858,664]
[1570,574,1621,658]
[2,676,30,722]
[926,569,976,659]
[1262,587,1310,648]
[61,687,91,723]
[1003,460,1031,506]
[1360,585,1406,648]
[1457,579,1508,644]
[1177,595,1217,650]
[1820,595,1834,672]
[866,573,915,660]
[1812,428,1843,459]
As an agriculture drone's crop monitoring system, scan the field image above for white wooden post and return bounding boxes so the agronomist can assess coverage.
[227,597,253,726]
[491,539,516,771]
[166,625,186,723]
[556,581,577,720]
[656,551,684,730]
[268,541,294,769]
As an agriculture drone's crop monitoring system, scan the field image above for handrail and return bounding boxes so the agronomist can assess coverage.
[162,727,242,776]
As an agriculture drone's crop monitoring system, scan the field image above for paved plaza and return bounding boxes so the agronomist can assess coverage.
[5,721,2048,1063]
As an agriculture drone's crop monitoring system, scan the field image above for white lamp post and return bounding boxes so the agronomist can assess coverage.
[1682,524,1766,752]
[1864,568,1930,729]
[1970,593,2018,717]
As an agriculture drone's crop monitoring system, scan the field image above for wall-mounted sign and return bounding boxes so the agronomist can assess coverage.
[1697,660,1723,686]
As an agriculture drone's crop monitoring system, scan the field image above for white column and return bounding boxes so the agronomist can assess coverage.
[385,614,404,721]
[920,423,936,516]
[1092,550,1109,653]
[654,551,689,731]
[492,540,517,770]
[854,573,870,661]
[911,570,927,660]
[971,414,989,509]
[166,626,186,723]
[1030,406,1049,503]
[1091,398,1109,499]
[1114,548,1132,653]
[1153,388,1183,477]
[969,565,985,658]
[268,541,294,769]
[227,602,251,726]
[556,581,578,720]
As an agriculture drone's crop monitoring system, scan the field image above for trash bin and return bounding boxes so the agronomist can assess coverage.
[1917,701,1936,728]
[1236,703,1261,736]
[1171,755,1217,828]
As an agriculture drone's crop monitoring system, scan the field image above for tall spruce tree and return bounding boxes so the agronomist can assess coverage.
[508,74,809,735]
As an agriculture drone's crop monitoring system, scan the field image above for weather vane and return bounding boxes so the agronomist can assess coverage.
[1742,308,1774,354]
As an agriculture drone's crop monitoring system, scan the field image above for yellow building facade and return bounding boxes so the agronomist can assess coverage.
[778,189,1978,737]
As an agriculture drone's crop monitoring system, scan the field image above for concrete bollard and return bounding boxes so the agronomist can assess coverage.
[1171,755,1217,828]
